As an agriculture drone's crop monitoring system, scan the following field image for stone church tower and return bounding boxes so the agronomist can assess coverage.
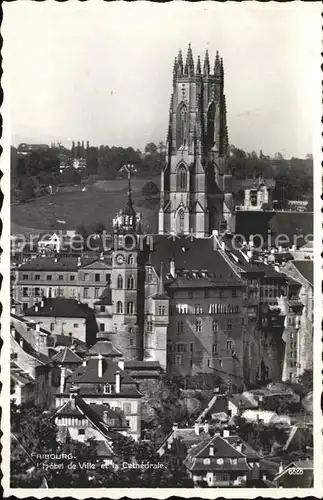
[159,44,233,237]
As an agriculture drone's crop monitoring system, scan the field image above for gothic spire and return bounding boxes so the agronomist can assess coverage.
[184,43,194,76]
[173,57,177,84]
[220,57,224,82]
[203,49,210,76]
[177,49,183,76]
[214,50,221,78]
[196,55,201,75]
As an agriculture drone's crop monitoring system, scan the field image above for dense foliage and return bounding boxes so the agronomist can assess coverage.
[10,401,193,488]
[11,143,313,208]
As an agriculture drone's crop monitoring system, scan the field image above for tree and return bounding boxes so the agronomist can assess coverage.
[144,142,158,155]
[16,157,26,177]
[20,181,35,202]
[141,181,159,200]
[297,369,313,395]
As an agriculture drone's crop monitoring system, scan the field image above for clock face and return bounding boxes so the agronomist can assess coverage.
[116,254,125,265]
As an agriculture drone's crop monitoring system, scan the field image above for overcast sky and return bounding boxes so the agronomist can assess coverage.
[3,1,321,158]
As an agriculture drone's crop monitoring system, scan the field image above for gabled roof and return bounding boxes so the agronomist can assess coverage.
[66,358,140,398]
[52,335,88,353]
[188,434,260,460]
[24,298,95,318]
[52,347,83,364]
[18,256,111,272]
[55,397,126,443]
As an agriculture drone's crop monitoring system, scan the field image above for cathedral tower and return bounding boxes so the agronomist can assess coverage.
[159,45,232,237]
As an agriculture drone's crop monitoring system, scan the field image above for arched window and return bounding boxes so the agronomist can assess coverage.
[207,102,215,148]
[176,104,188,148]
[117,275,123,289]
[117,301,123,314]
[128,254,134,265]
[127,301,134,314]
[127,275,134,289]
[176,208,185,234]
[177,165,187,191]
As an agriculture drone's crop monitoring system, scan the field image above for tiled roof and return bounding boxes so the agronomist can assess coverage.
[24,298,95,318]
[149,236,242,283]
[186,434,260,466]
[52,347,83,364]
[52,335,88,353]
[18,256,111,272]
[292,260,313,286]
[229,394,258,410]
[88,335,123,358]
[68,358,140,397]
[55,398,125,443]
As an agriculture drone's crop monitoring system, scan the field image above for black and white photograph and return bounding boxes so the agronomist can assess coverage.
[2,1,321,496]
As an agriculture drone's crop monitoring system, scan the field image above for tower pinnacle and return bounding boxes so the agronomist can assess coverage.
[214,51,221,78]
[177,49,183,76]
[196,55,201,75]
[184,43,194,76]
[203,49,210,76]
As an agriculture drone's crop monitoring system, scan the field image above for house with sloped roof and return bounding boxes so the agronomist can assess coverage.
[234,176,275,211]
[56,355,142,440]
[54,394,129,465]
[24,297,98,345]
[273,459,313,487]
[183,429,262,487]
[157,422,212,457]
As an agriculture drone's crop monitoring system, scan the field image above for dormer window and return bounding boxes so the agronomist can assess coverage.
[104,383,112,394]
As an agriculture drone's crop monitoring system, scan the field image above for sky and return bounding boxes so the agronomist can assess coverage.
[3,1,321,158]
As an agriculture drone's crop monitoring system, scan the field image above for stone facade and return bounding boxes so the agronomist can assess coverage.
[159,45,231,237]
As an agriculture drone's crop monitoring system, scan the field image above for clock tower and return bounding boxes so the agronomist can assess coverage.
[110,168,143,360]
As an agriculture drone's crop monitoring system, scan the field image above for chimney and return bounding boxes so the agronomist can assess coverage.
[204,423,209,434]
[10,326,15,336]
[82,358,87,367]
[36,323,40,332]
[98,353,103,378]
[103,411,109,424]
[170,258,175,278]
[60,367,66,393]
[194,422,200,435]
[69,385,80,409]
[41,299,45,308]
[223,429,230,438]
[11,306,16,315]
[35,305,39,312]
[278,462,284,474]
[291,244,296,252]
[118,359,125,371]
[54,256,58,263]
[77,256,82,267]
[172,423,178,431]
[212,229,219,237]
[236,439,243,453]
[115,370,121,394]
[100,252,104,261]
[262,474,267,481]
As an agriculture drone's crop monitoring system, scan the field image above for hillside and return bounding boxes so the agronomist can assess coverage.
[11,177,160,235]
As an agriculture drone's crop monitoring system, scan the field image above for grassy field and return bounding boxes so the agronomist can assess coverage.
[11,177,160,236]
